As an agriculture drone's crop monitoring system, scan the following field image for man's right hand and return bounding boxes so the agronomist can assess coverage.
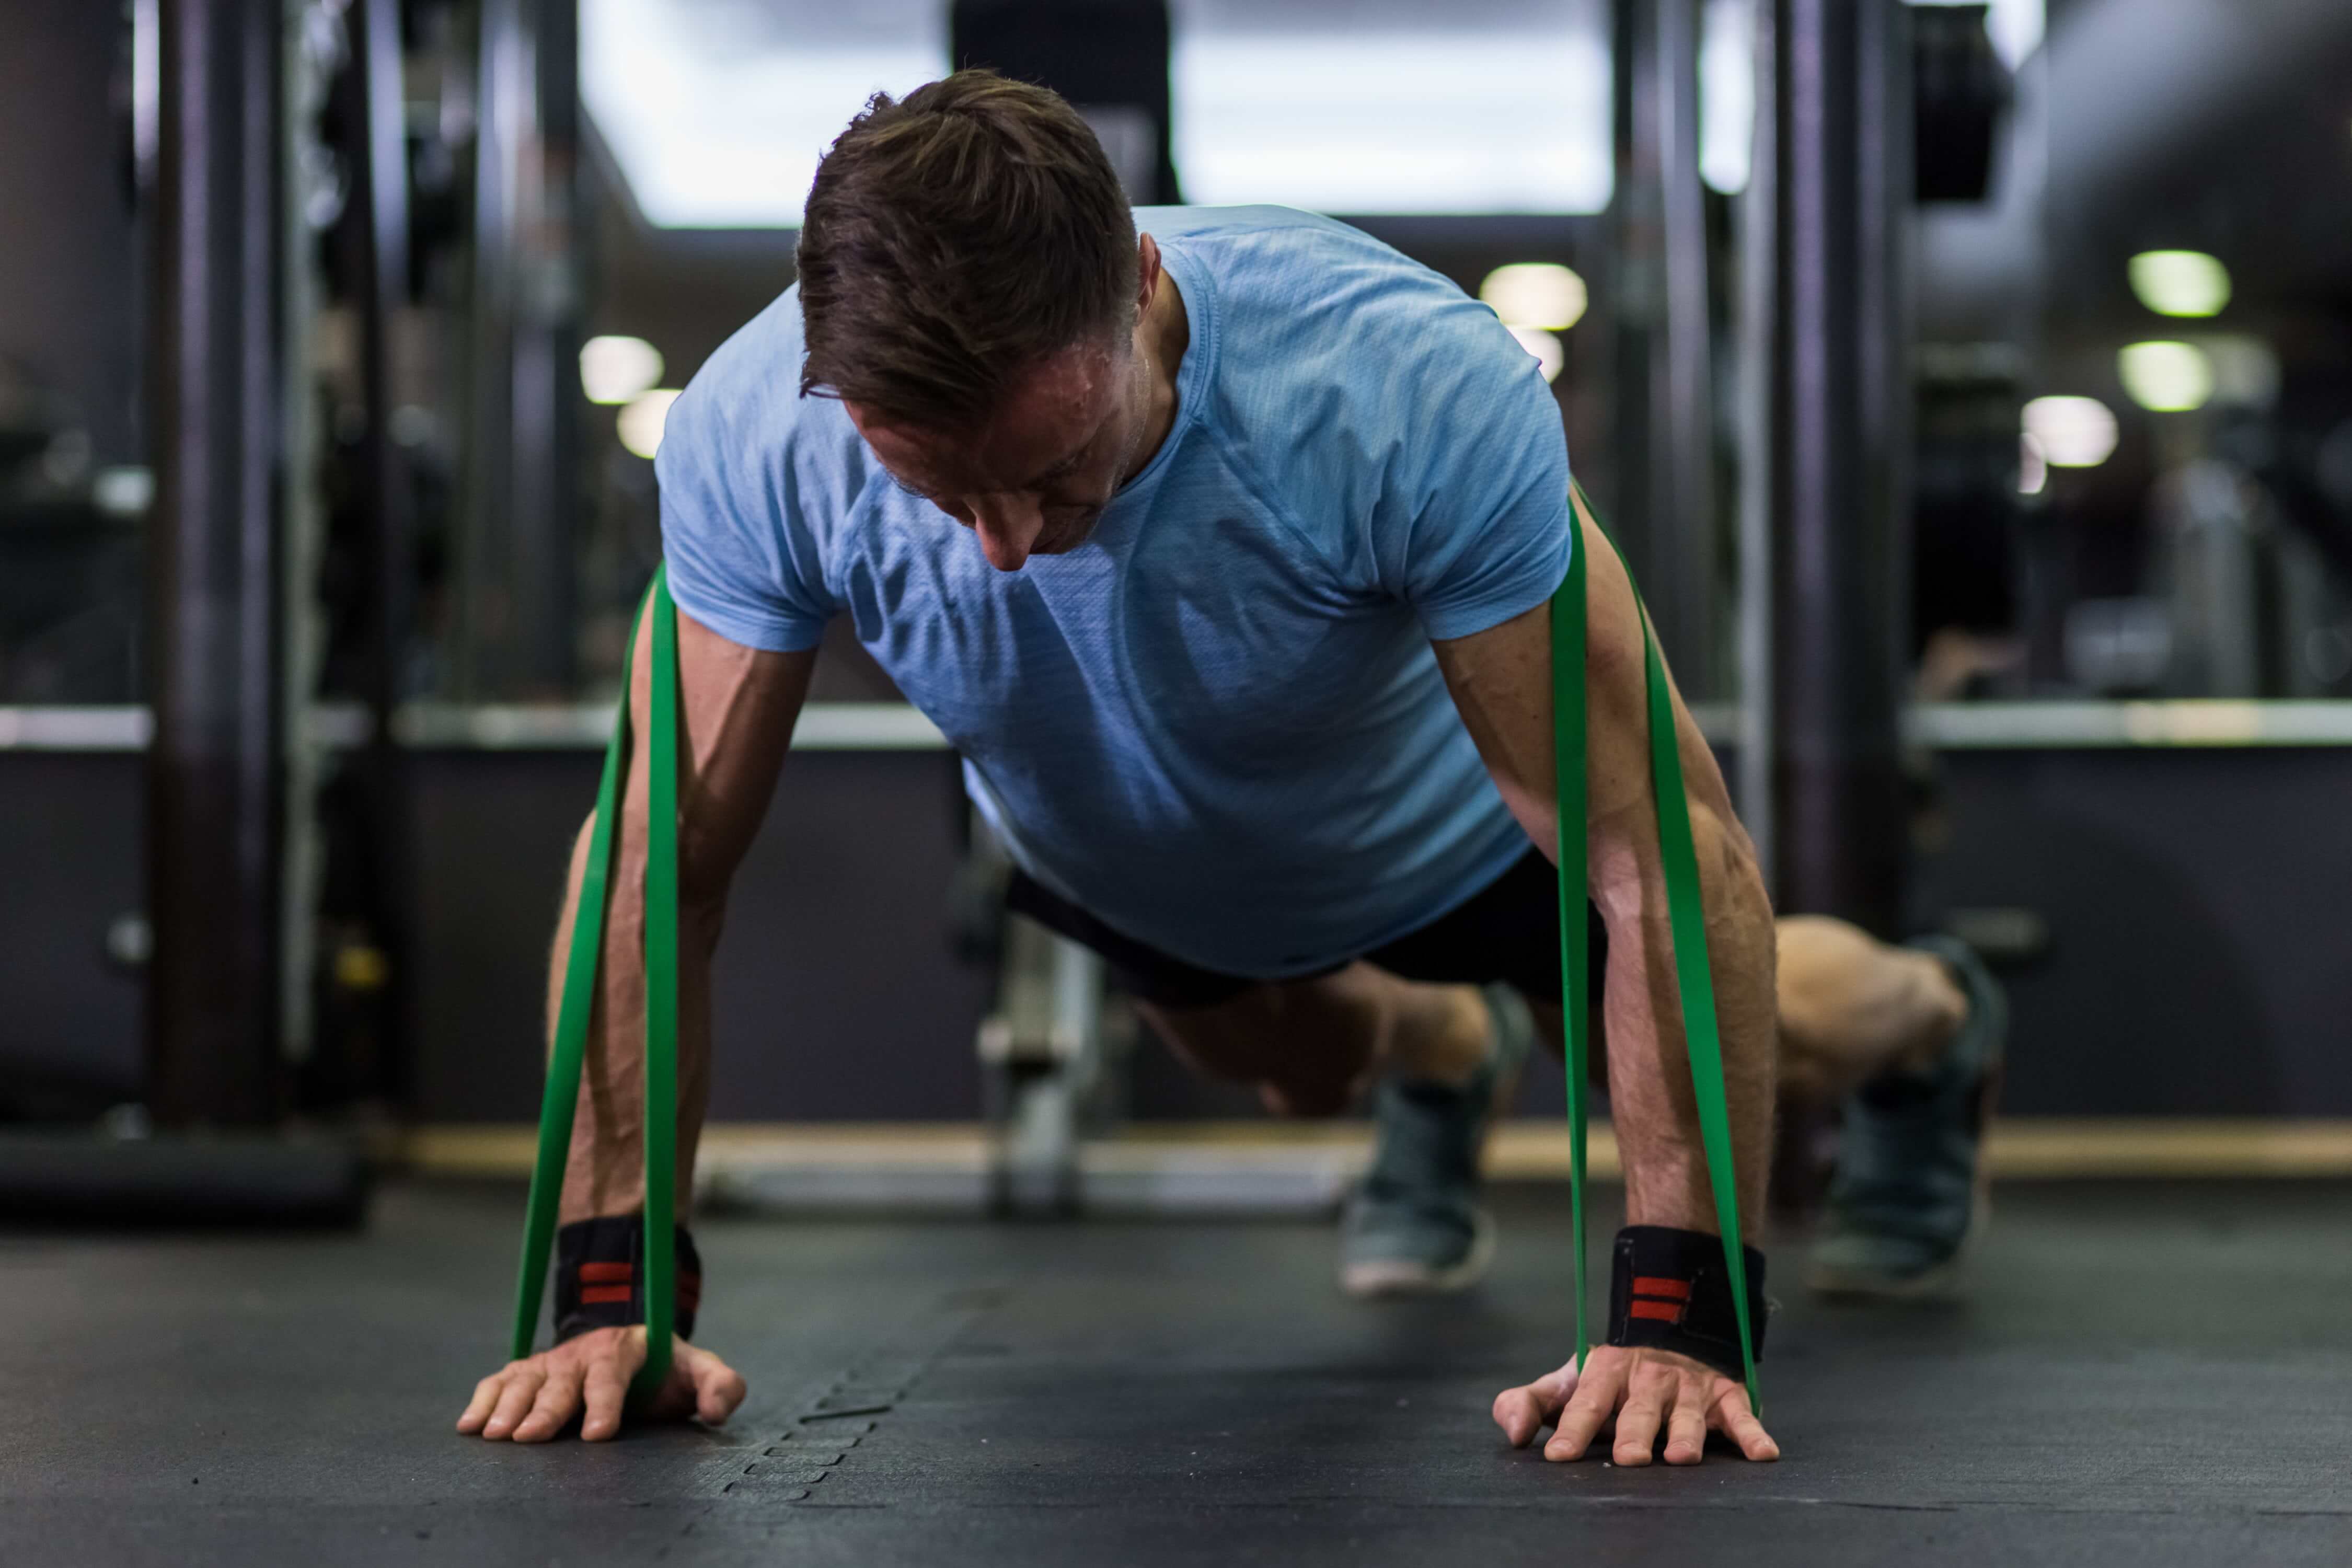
[1492,1343,1778,1466]
[457,1327,747,1443]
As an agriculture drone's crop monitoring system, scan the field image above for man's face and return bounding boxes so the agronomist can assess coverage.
[848,337,1142,573]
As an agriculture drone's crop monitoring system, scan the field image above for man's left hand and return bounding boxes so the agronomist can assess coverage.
[1492,1344,1779,1466]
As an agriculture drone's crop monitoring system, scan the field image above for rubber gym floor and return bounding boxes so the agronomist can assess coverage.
[5,1178,2347,1566]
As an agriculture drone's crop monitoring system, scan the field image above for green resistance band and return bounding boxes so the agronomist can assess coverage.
[509,564,682,1408]
[502,501,1754,1419]
[1552,482,1761,1415]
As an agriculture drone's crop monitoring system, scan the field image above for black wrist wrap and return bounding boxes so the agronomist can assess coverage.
[1606,1225,1767,1378]
[552,1216,702,1344]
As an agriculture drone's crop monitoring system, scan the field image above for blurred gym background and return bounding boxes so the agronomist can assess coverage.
[4,0,2350,1221]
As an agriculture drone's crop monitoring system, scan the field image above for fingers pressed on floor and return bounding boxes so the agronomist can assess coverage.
[580,1358,629,1442]
[1530,1362,1578,1413]
[1494,1360,1579,1445]
[1543,1382,1613,1461]
[1722,1410,1781,1461]
[457,1373,506,1433]
[1611,1397,1665,1466]
[1491,1386,1544,1446]
[481,1367,547,1439]
[513,1366,585,1443]
[692,1357,746,1424]
[1664,1389,1709,1465]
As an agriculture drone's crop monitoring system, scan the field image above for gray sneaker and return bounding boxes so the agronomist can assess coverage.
[1340,985,1535,1298]
[1807,936,2007,1299]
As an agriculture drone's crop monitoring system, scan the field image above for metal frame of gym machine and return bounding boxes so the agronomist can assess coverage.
[0,0,368,1225]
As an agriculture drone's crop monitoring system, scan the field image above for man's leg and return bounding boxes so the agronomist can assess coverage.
[1774,915,1971,1106]
[1358,913,2001,1304]
[1511,920,1970,1092]
[1136,964,1531,1296]
[1132,964,1490,1120]
[1106,888,2005,1302]
[1774,918,2007,1298]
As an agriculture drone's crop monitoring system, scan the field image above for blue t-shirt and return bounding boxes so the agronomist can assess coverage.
[659,205,1573,978]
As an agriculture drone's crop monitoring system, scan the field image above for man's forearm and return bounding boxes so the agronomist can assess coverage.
[1593,797,1777,1233]
[547,812,719,1225]
[1426,504,1780,1235]
[540,611,811,1229]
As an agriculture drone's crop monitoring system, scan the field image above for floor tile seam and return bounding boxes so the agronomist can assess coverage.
[702,1283,1016,1509]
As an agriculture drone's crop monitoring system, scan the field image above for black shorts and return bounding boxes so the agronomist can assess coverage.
[1005,848,1607,1011]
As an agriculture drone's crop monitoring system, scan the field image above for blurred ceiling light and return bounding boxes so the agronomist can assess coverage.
[2127,250,2231,318]
[580,335,665,405]
[1508,326,1565,384]
[617,388,682,459]
[1480,264,1588,331]
[1986,0,2046,68]
[581,0,944,227]
[2018,432,2047,496]
[1699,0,1754,193]
[1904,0,2045,70]
[2117,341,2215,413]
[2022,395,2118,468]
[92,465,154,518]
[1172,13,1612,214]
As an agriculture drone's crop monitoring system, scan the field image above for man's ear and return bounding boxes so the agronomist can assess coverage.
[1134,233,1162,317]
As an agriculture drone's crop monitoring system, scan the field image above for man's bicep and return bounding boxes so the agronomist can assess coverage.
[1433,492,1681,861]
[1432,601,1561,860]
[635,606,816,900]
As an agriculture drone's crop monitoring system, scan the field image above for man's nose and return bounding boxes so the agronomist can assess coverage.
[970,495,1045,572]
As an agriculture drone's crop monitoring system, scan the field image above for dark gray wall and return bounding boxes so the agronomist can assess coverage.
[356,740,2352,1123]
[0,0,140,462]
[5,743,2351,1123]
[410,746,991,1122]
[1919,749,2352,1116]
[0,754,144,1110]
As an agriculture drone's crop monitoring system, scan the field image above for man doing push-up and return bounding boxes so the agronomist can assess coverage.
[458,72,2002,1467]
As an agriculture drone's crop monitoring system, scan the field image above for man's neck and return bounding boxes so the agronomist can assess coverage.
[1120,271,1190,486]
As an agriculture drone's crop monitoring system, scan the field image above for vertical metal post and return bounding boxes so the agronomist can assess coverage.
[1613,0,1721,696]
[1736,0,1778,865]
[354,0,414,697]
[456,0,579,698]
[350,0,418,1094]
[281,0,326,1071]
[516,0,582,692]
[979,917,1107,1216]
[1654,0,1720,697]
[1606,0,1659,631]
[148,0,286,1124]
[1863,0,1913,753]
[1755,0,1909,933]
[454,0,514,698]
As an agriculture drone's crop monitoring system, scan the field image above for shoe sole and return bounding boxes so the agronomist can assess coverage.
[1803,1062,2005,1301]
[1340,1208,1497,1299]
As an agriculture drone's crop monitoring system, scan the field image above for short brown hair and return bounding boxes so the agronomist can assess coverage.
[797,71,1138,430]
